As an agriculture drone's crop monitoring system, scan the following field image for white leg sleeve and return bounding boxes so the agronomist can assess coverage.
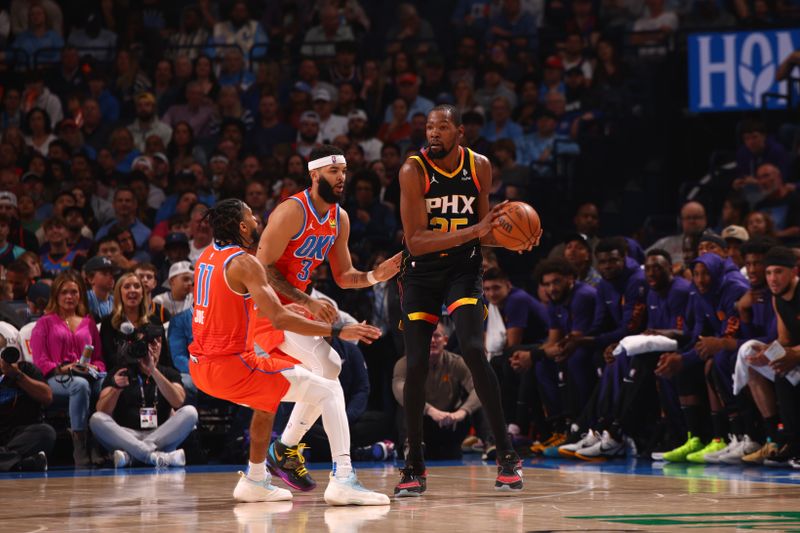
[279,332,342,446]
[279,332,342,378]
[282,367,349,458]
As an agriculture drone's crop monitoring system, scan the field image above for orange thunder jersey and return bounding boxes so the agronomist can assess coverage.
[248,189,340,353]
[272,188,340,299]
[189,242,254,358]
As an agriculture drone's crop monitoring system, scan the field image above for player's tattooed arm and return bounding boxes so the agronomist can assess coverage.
[345,271,370,287]
[265,264,311,304]
[330,210,401,288]
[265,264,338,323]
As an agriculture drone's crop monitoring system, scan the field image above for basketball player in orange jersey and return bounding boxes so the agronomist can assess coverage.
[253,145,401,492]
[189,199,390,506]
[395,105,541,497]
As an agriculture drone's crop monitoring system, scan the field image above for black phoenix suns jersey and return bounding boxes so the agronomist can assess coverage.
[407,146,481,260]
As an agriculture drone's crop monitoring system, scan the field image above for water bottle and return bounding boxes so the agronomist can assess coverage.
[79,345,94,367]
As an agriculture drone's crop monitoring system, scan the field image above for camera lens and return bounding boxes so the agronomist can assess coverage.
[1,346,21,364]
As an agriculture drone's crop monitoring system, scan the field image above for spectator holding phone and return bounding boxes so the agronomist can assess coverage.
[30,271,104,466]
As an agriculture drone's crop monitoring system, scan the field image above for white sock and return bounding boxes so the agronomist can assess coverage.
[247,461,267,481]
[333,454,353,480]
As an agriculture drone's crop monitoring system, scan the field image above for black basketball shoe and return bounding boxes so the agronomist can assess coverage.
[495,451,524,492]
[267,441,317,491]
[394,466,427,497]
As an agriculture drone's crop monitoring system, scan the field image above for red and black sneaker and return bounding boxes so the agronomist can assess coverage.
[495,452,524,492]
[394,466,427,498]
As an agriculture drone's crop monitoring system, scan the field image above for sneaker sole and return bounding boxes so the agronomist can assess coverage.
[662,455,690,462]
[326,497,391,506]
[494,484,523,492]
[394,489,424,498]
[266,464,317,492]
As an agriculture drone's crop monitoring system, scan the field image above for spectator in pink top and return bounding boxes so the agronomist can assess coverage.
[31,271,104,466]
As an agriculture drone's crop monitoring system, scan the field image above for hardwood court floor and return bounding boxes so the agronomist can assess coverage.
[3,458,800,532]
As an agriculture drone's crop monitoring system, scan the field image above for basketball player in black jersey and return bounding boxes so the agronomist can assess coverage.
[759,247,800,465]
[395,105,541,496]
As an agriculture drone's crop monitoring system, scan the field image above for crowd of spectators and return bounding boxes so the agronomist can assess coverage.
[1,0,800,470]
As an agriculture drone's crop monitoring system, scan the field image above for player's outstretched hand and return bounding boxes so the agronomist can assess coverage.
[373,251,403,282]
[308,297,338,324]
[340,321,382,344]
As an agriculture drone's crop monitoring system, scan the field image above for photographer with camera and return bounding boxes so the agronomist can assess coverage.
[100,272,173,371]
[30,271,105,466]
[90,272,196,468]
[0,337,55,472]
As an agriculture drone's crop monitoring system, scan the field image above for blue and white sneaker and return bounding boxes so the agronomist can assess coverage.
[233,471,293,502]
[324,472,390,506]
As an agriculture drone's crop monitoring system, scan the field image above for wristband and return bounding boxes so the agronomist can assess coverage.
[366,270,378,285]
[331,324,343,338]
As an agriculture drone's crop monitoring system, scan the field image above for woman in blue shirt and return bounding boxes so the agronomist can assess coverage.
[12,5,63,68]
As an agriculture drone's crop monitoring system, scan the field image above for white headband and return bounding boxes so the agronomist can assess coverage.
[308,155,347,171]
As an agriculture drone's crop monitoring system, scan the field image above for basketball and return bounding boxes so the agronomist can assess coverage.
[492,201,541,251]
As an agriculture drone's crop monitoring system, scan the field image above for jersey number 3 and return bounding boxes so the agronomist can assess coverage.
[297,259,313,282]
[430,217,469,233]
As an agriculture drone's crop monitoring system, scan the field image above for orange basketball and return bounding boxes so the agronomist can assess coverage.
[491,201,541,251]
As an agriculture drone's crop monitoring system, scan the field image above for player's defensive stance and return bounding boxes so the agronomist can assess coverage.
[253,146,400,492]
[189,199,389,505]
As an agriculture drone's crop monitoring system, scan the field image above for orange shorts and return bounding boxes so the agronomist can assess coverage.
[189,350,297,414]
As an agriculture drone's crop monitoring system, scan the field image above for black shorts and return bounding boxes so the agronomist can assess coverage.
[399,244,483,326]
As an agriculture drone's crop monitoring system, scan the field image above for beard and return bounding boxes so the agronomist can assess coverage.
[242,228,260,249]
[317,177,341,204]
[300,132,318,143]
[426,141,456,160]
[773,282,792,297]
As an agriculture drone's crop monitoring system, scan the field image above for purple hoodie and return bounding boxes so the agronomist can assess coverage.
[681,253,749,366]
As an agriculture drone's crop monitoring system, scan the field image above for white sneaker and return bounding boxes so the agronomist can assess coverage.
[705,435,738,464]
[149,451,169,468]
[558,430,600,458]
[113,450,130,468]
[324,473,391,506]
[233,471,293,503]
[719,435,762,465]
[575,430,625,460]
[167,449,186,467]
